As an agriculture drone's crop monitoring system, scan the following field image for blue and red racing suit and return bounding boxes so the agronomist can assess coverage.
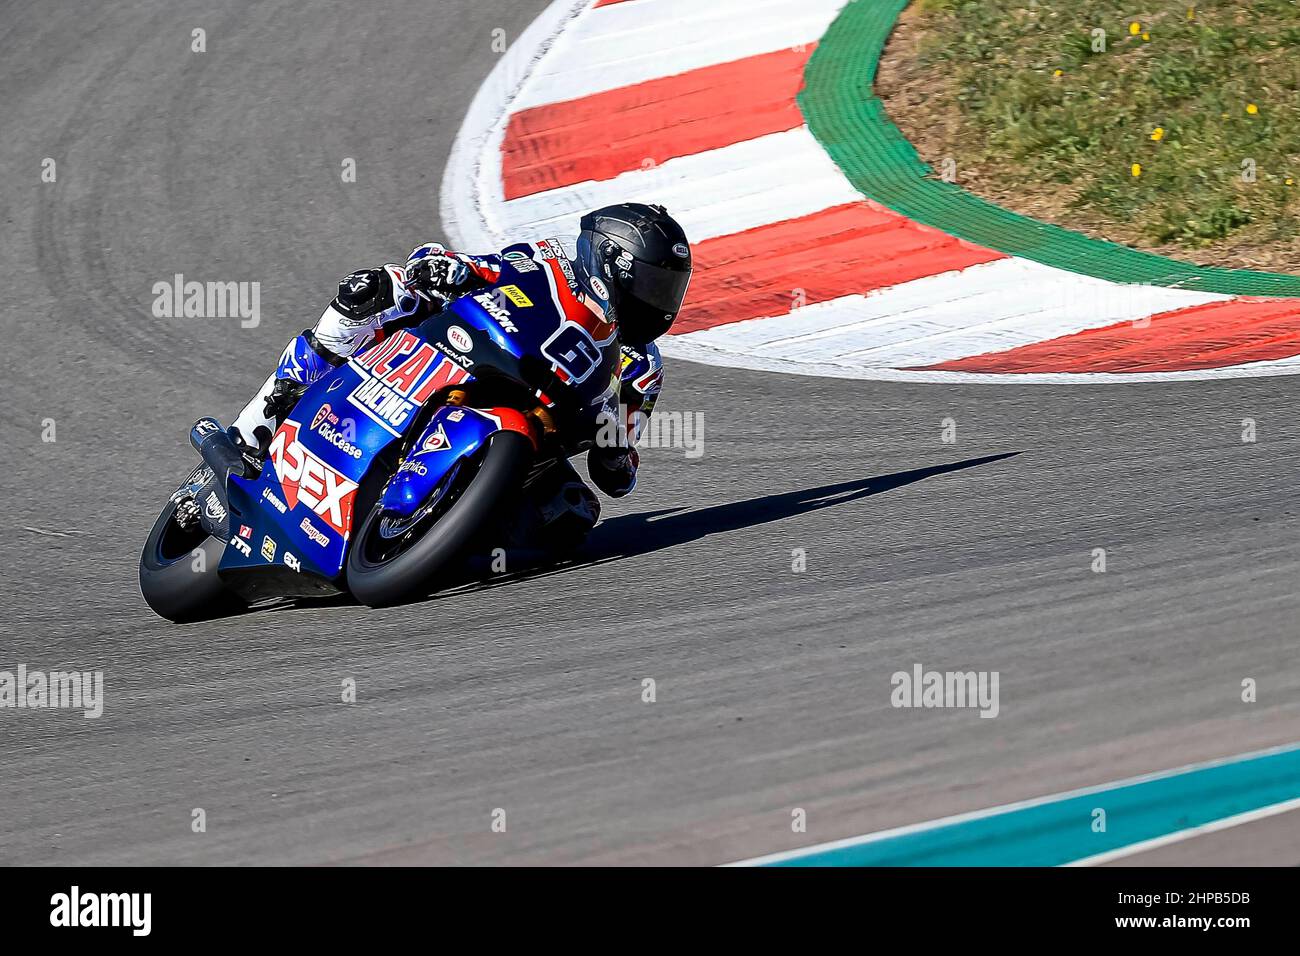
[232,241,664,536]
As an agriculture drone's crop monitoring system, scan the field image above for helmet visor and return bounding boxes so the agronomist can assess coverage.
[626,261,691,316]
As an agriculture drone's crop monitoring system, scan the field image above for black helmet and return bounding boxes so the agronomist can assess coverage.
[576,203,692,345]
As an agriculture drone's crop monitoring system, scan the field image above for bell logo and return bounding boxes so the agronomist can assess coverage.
[447,325,474,353]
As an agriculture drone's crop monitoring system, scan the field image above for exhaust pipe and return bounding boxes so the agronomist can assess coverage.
[186,418,254,540]
[190,417,253,479]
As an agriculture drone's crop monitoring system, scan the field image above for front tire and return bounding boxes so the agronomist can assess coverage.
[347,430,534,607]
[139,500,245,622]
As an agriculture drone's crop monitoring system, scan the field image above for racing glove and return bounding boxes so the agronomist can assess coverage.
[404,243,471,300]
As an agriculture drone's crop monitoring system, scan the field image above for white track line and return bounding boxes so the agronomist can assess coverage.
[1064,796,1300,866]
[661,333,1300,382]
[725,742,1300,866]
[495,127,860,243]
[442,0,592,252]
[514,0,846,109]
[682,259,1230,368]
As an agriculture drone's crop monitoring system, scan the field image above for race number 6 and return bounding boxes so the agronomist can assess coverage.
[541,321,602,383]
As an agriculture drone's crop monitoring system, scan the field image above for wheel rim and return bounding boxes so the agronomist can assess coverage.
[155,511,209,564]
[360,452,483,566]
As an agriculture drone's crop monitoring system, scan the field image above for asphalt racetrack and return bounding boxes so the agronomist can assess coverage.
[1,0,1298,865]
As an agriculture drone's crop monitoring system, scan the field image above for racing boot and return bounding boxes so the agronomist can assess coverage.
[231,373,307,458]
[231,331,334,456]
[586,445,639,498]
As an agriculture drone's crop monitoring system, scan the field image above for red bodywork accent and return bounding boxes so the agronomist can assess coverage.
[486,407,540,450]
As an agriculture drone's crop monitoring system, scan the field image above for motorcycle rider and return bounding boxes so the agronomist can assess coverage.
[226,202,692,548]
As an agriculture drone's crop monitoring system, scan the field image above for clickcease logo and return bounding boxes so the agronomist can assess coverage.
[50,886,151,937]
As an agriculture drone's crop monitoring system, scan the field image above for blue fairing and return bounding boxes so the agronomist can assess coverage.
[221,361,395,580]
[378,406,505,518]
[440,261,621,431]
[219,330,474,581]
[211,243,619,585]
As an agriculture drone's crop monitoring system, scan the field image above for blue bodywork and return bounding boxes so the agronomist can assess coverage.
[212,248,620,592]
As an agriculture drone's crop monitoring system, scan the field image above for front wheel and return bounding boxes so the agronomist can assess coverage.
[347,429,534,607]
[139,494,246,622]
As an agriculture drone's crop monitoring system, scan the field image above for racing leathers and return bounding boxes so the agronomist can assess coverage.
[231,240,664,543]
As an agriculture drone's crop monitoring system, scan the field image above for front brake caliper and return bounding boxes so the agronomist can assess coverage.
[170,463,215,530]
[174,498,201,530]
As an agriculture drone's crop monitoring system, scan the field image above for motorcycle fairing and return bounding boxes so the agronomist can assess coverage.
[378,405,536,519]
[207,241,619,590]
[216,331,471,583]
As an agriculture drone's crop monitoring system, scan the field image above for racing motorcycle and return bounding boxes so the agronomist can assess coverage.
[139,252,620,621]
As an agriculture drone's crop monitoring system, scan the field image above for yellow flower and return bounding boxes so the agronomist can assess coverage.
[1131,163,1142,177]
[1151,127,1165,141]
[1246,103,1259,114]
[1288,178,1295,186]
[1053,69,1064,77]
[1130,21,1141,35]
[1142,32,1151,41]
[1188,7,1196,19]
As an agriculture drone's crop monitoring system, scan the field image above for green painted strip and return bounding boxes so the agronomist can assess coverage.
[763,743,1300,866]
[799,0,1300,297]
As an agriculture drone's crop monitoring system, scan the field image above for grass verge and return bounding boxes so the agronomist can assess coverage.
[877,0,1300,271]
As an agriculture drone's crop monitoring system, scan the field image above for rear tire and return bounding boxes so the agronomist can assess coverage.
[139,500,245,622]
[347,430,534,607]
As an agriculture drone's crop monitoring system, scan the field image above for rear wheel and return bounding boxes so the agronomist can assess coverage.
[347,430,534,607]
[139,493,245,622]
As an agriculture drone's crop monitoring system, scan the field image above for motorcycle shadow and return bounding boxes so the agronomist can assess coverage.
[377,449,1024,606]
[259,450,1019,615]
